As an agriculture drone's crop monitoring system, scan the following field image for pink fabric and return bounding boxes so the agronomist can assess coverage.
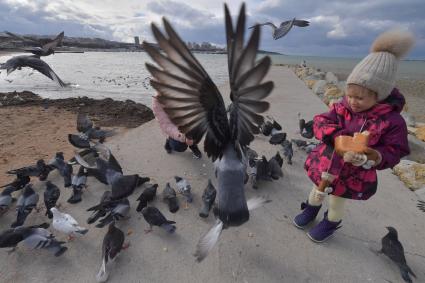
[152,96,188,143]
[305,88,410,200]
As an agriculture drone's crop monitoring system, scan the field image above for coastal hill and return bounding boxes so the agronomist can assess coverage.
[0,32,281,54]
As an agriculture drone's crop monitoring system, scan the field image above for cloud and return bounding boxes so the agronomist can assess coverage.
[0,0,424,58]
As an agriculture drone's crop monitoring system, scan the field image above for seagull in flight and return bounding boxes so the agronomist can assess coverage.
[5,31,64,57]
[249,18,309,40]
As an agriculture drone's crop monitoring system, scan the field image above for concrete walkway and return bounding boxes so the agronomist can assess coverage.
[1,66,424,283]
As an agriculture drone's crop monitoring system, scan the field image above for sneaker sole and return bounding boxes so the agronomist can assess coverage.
[292,219,308,230]
[306,231,334,243]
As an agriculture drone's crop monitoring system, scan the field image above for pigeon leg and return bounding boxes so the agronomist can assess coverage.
[184,200,189,210]
[122,242,130,250]
[35,206,42,213]
[68,234,75,242]
[144,225,153,233]
[7,247,17,255]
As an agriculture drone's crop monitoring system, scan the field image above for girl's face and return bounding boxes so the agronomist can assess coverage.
[346,84,378,113]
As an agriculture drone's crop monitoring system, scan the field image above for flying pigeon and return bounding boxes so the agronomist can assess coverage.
[5,31,64,57]
[0,55,69,87]
[143,3,272,229]
[249,18,310,40]
[141,206,176,234]
[51,207,88,240]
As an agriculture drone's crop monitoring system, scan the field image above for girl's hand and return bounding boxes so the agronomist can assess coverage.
[343,151,367,166]
[185,137,194,146]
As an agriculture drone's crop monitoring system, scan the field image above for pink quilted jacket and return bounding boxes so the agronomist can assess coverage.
[152,96,193,144]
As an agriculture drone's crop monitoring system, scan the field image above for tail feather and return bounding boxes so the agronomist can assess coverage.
[194,220,223,262]
[160,223,176,234]
[247,196,271,211]
[96,257,109,282]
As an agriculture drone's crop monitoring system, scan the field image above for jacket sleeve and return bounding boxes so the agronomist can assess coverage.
[313,104,350,145]
[152,96,186,143]
[372,116,410,170]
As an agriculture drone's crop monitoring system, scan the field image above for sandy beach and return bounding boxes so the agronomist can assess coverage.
[0,91,153,186]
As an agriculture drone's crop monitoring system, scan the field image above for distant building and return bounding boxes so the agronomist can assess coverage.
[134,36,140,47]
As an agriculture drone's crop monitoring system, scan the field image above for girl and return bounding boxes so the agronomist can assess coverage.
[293,29,414,242]
[152,94,202,159]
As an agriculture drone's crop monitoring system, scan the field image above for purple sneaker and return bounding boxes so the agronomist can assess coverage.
[307,211,342,243]
[293,201,321,229]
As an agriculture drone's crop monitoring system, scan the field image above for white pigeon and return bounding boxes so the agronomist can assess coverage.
[51,207,88,240]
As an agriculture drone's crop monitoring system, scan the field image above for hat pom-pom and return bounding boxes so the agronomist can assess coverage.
[370,29,415,59]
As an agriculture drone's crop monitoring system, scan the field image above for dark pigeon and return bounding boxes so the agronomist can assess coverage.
[136,183,158,212]
[7,159,52,181]
[199,179,217,218]
[48,152,73,187]
[281,140,293,164]
[141,206,176,233]
[0,186,16,216]
[162,183,179,213]
[381,227,416,283]
[68,166,88,204]
[44,181,60,219]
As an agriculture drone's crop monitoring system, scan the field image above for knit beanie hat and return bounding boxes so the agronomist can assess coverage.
[347,29,415,101]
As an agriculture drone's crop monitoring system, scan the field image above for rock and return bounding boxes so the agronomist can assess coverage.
[305,80,316,89]
[312,80,327,95]
[393,160,425,191]
[406,134,425,163]
[325,72,338,84]
[295,68,313,79]
[305,72,325,80]
[416,126,425,142]
[324,86,344,99]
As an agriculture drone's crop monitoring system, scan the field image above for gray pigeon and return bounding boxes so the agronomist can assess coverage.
[68,113,117,149]
[281,140,293,164]
[87,191,112,224]
[48,152,73,188]
[12,184,39,228]
[95,198,130,228]
[163,183,179,213]
[269,152,284,179]
[381,227,416,283]
[96,223,127,282]
[175,176,193,207]
[417,200,425,212]
[7,159,52,181]
[143,3,273,261]
[141,206,176,234]
[44,181,60,219]
[68,166,88,204]
[0,186,16,216]
[0,224,67,256]
[249,18,310,40]
[0,55,68,87]
[199,179,217,218]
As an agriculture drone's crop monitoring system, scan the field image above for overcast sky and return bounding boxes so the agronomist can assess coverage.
[1,0,424,59]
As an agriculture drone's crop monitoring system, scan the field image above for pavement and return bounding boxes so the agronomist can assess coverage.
[1,66,424,283]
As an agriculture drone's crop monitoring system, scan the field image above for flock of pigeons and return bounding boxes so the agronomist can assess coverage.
[0,3,421,283]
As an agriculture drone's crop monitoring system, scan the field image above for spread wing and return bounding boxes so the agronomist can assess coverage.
[42,31,64,52]
[143,19,230,161]
[225,4,273,149]
[143,3,273,160]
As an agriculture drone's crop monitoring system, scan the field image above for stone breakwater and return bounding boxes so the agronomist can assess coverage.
[276,63,425,192]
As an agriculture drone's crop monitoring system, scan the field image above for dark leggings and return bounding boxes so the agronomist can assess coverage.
[168,138,188,152]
